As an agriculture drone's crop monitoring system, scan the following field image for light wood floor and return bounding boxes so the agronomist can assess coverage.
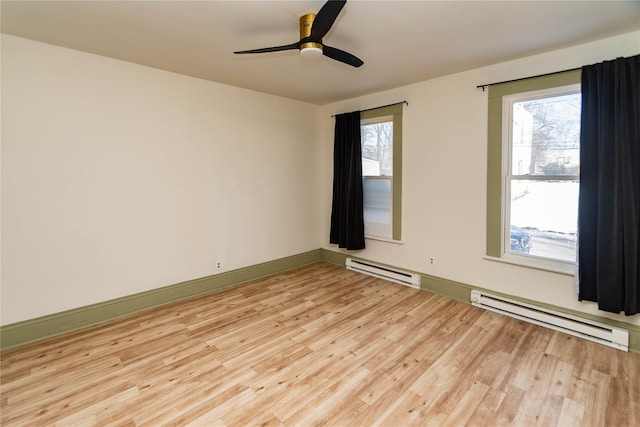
[1,262,639,426]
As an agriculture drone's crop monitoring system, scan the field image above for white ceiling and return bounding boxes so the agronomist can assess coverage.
[2,1,639,105]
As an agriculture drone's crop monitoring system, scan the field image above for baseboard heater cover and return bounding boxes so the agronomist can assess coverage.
[346,258,420,288]
[470,290,628,351]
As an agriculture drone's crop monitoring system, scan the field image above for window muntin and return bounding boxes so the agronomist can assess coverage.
[360,104,403,241]
[503,85,580,267]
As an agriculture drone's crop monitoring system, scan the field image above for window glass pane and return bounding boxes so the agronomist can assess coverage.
[363,177,392,239]
[362,121,393,176]
[509,180,578,262]
[511,93,580,176]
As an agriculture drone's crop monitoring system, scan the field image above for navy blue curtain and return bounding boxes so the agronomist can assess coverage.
[330,111,365,250]
[578,55,640,315]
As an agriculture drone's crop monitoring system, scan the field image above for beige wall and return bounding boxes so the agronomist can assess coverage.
[1,35,322,325]
[320,31,640,326]
[3,30,639,329]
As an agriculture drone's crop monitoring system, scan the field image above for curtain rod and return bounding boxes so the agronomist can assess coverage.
[331,100,408,117]
[476,67,581,91]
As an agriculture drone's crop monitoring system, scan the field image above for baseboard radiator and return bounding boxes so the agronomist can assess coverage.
[470,290,628,351]
[346,258,420,289]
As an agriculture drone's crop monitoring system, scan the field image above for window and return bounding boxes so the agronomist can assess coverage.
[505,85,581,265]
[486,70,581,274]
[361,104,403,241]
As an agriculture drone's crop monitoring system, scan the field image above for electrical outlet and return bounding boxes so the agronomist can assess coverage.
[428,257,435,266]
[216,261,222,270]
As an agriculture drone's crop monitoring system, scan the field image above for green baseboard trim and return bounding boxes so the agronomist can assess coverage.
[4,247,637,353]
[320,249,640,353]
[0,249,323,351]
[320,247,350,265]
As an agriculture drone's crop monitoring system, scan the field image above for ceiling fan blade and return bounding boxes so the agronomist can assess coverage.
[310,0,346,41]
[234,42,300,55]
[322,45,363,68]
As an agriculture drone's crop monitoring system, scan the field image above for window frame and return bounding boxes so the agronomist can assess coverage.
[486,70,581,274]
[361,103,403,242]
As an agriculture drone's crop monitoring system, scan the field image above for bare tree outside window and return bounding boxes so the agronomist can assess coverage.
[507,88,581,264]
[362,121,393,176]
[518,94,581,176]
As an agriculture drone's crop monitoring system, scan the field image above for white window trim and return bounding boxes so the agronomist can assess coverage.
[360,106,402,242]
[500,84,580,272]
[365,235,405,245]
[483,255,576,276]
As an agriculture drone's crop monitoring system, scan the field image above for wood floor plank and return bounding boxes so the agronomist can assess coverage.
[493,384,528,425]
[557,397,585,426]
[465,386,506,426]
[2,262,639,426]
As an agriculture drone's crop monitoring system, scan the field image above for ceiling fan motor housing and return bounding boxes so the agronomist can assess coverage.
[300,14,322,56]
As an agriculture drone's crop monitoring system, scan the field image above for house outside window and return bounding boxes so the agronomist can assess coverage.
[361,104,403,241]
[486,70,581,274]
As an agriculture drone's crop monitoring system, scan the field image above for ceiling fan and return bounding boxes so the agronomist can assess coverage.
[233,0,363,68]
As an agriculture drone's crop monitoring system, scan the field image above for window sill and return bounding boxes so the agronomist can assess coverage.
[365,235,404,245]
[483,255,576,276]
